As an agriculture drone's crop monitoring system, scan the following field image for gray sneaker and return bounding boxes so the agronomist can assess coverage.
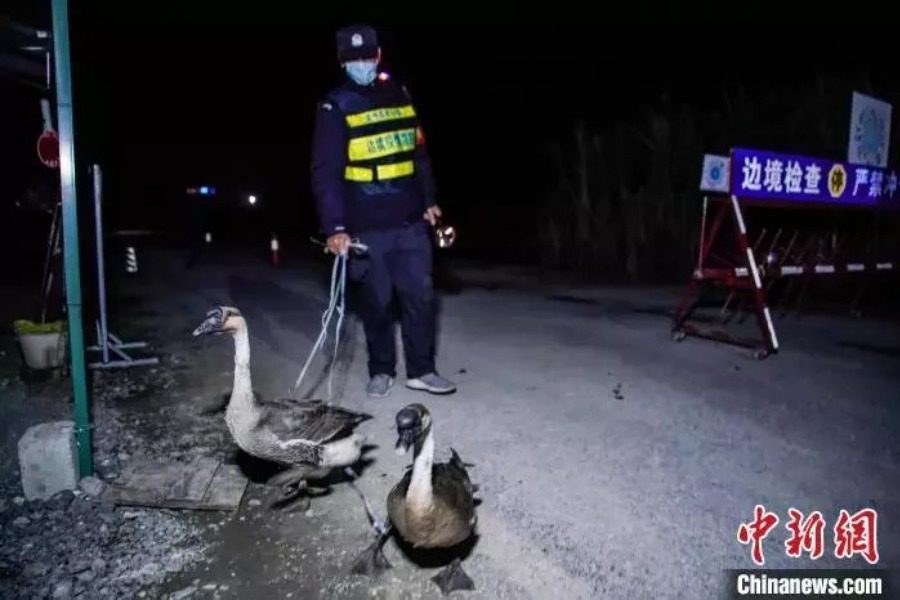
[366,374,394,398]
[406,373,457,394]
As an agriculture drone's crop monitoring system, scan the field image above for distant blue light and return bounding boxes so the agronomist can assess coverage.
[200,186,209,195]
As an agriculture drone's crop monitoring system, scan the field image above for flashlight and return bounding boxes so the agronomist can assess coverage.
[434,218,457,249]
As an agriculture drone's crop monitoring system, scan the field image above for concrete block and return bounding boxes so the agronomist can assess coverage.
[17,421,80,501]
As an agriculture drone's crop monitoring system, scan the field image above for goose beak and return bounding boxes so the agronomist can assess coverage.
[395,428,416,455]
[192,315,222,336]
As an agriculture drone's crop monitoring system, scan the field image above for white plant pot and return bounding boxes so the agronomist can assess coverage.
[18,332,67,370]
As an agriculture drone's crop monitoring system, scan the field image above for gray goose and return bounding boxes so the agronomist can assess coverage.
[193,306,371,509]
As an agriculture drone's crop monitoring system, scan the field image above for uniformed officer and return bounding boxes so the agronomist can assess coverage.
[311,24,456,398]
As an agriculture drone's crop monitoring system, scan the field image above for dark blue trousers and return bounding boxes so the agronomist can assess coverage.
[348,222,436,379]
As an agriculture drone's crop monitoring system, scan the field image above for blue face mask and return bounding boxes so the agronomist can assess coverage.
[344,60,378,86]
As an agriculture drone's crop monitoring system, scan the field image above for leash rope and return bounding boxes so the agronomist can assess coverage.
[345,466,391,537]
[291,239,368,399]
[290,252,345,399]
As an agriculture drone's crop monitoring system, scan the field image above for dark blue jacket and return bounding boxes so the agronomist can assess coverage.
[310,76,438,236]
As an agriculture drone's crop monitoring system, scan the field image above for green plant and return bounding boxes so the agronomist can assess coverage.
[13,319,67,335]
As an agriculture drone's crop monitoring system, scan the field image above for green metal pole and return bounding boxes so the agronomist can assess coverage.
[51,0,92,477]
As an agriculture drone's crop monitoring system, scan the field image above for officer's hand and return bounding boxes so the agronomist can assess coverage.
[326,233,351,256]
[423,205,442,226]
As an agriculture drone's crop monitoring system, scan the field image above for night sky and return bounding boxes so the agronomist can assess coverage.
[2,1,898,266]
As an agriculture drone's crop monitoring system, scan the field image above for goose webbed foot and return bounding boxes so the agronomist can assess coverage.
[268,480,310,512]
[266,466,309,488]
[350,531,392,577]
[266,466,332,512]
[268,479,329,512]
[431,558,474,595]
[280,494,311,513]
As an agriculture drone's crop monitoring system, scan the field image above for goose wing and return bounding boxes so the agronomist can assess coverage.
[262,399,372,445]
[440,448,477,515]
[433,459,476,510]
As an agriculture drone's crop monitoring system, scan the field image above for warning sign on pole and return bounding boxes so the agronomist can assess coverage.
[37,129,60,168]
[37,98,59,169]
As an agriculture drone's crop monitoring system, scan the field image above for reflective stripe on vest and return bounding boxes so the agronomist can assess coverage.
[344,160,415,182]
[345,105,416,128]
[377,160,415,179]
[348,128,417,162]
[345,166,374,182]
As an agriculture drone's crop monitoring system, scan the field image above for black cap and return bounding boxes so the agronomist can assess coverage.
[336,24,379,62]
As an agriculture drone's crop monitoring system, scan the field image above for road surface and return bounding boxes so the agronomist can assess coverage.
[7,244,896,599]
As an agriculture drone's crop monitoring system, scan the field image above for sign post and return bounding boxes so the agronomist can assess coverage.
[86,165,159,369]
[51,0,92,476]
